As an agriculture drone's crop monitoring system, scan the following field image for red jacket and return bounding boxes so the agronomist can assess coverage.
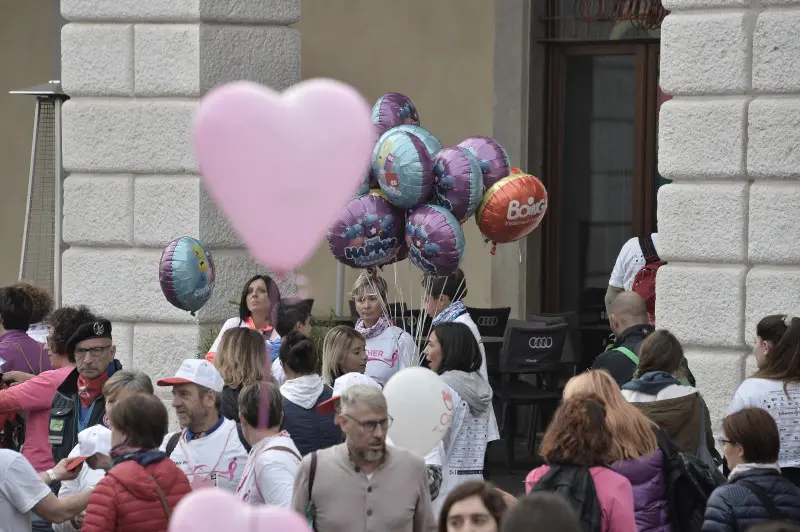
[81,457,191,532]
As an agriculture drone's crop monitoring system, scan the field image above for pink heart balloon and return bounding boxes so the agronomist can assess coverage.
[169,489,312,532]
[194,79,375,272]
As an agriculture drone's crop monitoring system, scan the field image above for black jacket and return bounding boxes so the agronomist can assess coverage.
[49,360,123,463]
[591,324,654,387]
[703,469,800,531]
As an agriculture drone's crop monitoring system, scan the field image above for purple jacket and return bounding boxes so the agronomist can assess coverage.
[613,449,670,532]
[0,330,50,375]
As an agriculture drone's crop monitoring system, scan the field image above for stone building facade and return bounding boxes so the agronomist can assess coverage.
[657,0,800,427]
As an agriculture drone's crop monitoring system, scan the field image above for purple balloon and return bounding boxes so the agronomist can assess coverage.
[371,93,420,136]
[457,136,511,189]
[327,192,405,268]
[432,147,484,222]
[405,205,465,277]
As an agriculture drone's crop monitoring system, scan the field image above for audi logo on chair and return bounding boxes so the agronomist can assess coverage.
[528,337,553,349]
[476,316,499,327]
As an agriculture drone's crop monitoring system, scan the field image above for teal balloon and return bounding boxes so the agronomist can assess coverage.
[391,125,442,157]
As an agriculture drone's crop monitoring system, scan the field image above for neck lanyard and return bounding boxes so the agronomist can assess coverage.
[178,422,236,485]
[236,437,275,498]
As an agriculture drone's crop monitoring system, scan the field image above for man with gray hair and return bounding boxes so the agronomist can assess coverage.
[292,385,435,532]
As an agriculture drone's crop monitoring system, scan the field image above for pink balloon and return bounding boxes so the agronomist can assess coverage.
[170,489,312,532]
[193,80,375,272]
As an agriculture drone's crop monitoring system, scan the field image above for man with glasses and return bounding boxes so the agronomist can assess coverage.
[49,319,121,465]
[293,384,436,532]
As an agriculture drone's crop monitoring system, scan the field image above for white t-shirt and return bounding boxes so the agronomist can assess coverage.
[161,417,249,492]
[0,449,52,532]
[209,317,280,354]
[453,312,500,442]
[53,444,107,532]
[729,378,800,468]
[364,326,418,386]
[237,434,300,507]
[609,233,661,290]
[271,358,286,385]
[434,384,492,515]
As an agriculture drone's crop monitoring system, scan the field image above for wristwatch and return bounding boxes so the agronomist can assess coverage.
[45,469,57,484]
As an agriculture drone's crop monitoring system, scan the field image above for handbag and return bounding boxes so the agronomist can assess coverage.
[307,451,318,531]
[143,470,172,519]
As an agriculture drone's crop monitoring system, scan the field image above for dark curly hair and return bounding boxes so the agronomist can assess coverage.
[47,305,96,361]
[279,330,317,375]
[12,282,53,324]
[539,394,612,467]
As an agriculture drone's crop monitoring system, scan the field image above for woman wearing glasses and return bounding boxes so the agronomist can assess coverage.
[424,322,494,514]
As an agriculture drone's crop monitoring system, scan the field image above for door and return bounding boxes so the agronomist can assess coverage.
[540,43,661,362]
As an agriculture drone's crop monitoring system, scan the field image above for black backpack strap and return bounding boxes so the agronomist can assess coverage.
[639,235,660,264]
[165,432,181,457]
[236,423,252,453]
[738,480,784,520]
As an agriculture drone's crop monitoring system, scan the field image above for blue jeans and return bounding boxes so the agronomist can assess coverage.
[31,512,53,531]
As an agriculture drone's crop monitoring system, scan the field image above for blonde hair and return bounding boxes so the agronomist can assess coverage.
[321,326,366,385]
[563,370,658,462]
[103,370,154,400]
[351,271,388,302]
[215,328,265,388]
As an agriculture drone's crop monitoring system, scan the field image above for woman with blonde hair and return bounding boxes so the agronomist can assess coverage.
[214,327,267,420]
[564,370,669,531]
[351,271,417,385]
[320,326,368,386]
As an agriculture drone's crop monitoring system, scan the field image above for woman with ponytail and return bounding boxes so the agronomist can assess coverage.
[729,314,800,485]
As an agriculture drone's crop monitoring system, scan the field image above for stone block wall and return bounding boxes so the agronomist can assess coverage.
[59,1,301,388]
[658,0,800,430]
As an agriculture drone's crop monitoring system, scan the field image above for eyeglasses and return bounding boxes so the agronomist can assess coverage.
[74,345,111,359]
[718,438,737,446]
[344,414,393,433]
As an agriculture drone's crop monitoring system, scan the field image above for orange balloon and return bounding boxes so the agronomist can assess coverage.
[475,173,547,243]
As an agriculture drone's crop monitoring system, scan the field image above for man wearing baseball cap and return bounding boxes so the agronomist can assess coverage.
[158,359,249,492]
[316,372,446,502]
[49,319,122,465]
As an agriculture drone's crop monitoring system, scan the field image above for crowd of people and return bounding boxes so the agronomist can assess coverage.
[1,264,800,531]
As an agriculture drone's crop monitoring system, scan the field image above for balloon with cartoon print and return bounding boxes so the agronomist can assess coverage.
[328,190,405,268]
[159,236,216,313]
[392,125,442,157]
[458,136,511,189]
[432,146,484,222]
[373,129,434,209]
[406,205,465,276]
[371,93,420,135]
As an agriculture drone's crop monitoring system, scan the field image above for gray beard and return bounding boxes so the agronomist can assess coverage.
[359,446,386,463]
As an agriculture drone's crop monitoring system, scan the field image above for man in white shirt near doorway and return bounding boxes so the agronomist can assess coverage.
[158,359,249,492]
[605,232,660,313]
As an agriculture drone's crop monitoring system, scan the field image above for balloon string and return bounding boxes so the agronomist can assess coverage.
[490,242,497,255]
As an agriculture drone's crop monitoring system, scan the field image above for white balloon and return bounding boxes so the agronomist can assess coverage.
[383,366,453,456]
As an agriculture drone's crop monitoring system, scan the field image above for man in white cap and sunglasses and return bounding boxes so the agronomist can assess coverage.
[158,359,249,492]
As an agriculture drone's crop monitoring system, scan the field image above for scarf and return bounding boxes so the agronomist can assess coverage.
[622,371,682,396]
[244,317,275,338]
[432,300,467,326]
[110,443,168,467]
[730,462,781,479]
[355,316,390,340]
[78,372,110,409]
[440,370,492,414]
[280,374,325,409]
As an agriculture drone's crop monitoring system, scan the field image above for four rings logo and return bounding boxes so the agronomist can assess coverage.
[528,337,553,349]
[476,316,499,327]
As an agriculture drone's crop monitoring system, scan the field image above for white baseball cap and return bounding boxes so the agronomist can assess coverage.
[316,372,381,415]
[156,359,224,392]
[66,425,113,471]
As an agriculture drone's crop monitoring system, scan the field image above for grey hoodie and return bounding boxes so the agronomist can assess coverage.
[440,370,493,414]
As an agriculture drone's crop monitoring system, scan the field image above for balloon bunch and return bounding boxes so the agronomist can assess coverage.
[328,92,549,276]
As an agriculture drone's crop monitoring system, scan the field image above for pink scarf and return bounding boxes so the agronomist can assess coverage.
[355,316,390,339]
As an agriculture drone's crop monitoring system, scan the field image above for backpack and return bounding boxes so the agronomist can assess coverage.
[165,423,252,456]
[0,412,25,452]
[532,464,603,532]
[655,431,726,532]
[632,235,664,326]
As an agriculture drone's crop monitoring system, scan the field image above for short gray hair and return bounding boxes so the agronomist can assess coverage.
[340,385,386,415]
[103,370,154,400]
